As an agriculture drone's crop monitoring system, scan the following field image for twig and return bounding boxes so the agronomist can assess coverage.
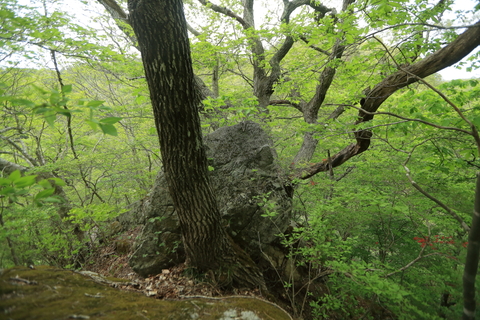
[403,164,470,232]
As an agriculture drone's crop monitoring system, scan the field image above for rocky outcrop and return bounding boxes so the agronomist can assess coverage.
[123,121,293,277]
[0,266,292,320]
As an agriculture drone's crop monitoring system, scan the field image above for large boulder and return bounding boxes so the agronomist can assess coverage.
[124,121,292,277]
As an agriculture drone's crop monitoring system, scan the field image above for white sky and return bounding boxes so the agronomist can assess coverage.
[439,61,480,80]
[437,0,480,80]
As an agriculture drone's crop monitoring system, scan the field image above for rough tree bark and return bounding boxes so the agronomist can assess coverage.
[292,0,354,165]
[463,173,480,320]
[95,0,217,102]
[127,0,266,290]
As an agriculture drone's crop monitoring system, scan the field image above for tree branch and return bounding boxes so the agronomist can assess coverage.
[299,36,331,55]
[385,250,440,278]
[0,127,22,134]
[291,19,480,180]
[0,158,28,175]
[463,173,480,320]
[403,165,470,232]
[0,135,38,167]
[360,20,480,122]
[96,0,138,48]
[186,22,201,36]
[349,105,472,135]
[269,99,302,112]
[197,0,248,28]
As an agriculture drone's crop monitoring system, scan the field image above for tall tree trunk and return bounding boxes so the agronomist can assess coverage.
[463,173,480,320]
[128,0,265,290]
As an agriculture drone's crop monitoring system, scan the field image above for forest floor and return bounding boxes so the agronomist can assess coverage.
[83,227,261,301]
[82,227,394,320]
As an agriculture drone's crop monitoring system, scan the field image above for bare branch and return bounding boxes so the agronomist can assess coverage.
[403,164,470,232]
[397,67,480,156]
[50,50,78,159]
[360,19,480,123]
[0,135,38,167]
[197,0,248,28]
[335,166,355,182]
[362,22,480,43]
[291,19,480,180]
[96,0,138,47]
[0,158,28,175]
[0,127,22,134]
[269,99,302,112]
[299,36,331,55]
[186,22,201,36]
[349,105,473,135]
[385,251,441,278]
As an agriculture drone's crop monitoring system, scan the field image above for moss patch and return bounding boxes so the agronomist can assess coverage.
[0,266,291,320]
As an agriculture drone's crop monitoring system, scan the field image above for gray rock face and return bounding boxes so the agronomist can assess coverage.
[125,121,292,277]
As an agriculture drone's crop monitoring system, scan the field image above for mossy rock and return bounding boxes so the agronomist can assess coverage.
[0,266,291,320]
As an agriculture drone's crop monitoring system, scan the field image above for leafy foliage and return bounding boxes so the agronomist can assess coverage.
[1,0,479,319]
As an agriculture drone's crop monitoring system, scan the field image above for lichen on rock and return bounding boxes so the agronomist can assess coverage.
[0,266,292,320]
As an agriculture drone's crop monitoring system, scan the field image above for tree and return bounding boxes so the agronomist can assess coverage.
[127,0,265,289]
[118,0,480,291]
[99,0,480,175]
[0,0,150,267]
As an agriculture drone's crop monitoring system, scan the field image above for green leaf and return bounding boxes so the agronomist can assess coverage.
[0,178,11,186]
[14,175,37,188]
[49,92,61,105]
[50,178,66,186]
[99,123,118,136]
[8,170,21,182]
[41,196,63,203]
[11,98,36,108]
[86,100,105,107]
[57,110,71,117]
[472,116,480,128]
[44,113,57,127]
[38,179,52,189]
[62,84,73,93]
[33,106,51,114]
[135,95,146,104]
[31,84,48,95]
[100,116,122,124]
[0,186,15,196]
[35,188,55,200]
[86,120,99,131]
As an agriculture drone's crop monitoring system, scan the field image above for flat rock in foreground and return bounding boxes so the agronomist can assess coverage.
[0,266,291,320]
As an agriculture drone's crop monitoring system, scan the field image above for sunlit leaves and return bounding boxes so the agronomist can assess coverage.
[0,83,122,136]
[86,116,121,136]
[0,170,64,206]
[0,0,128,67]
[13,175,37,188]
[85,100,106,108]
